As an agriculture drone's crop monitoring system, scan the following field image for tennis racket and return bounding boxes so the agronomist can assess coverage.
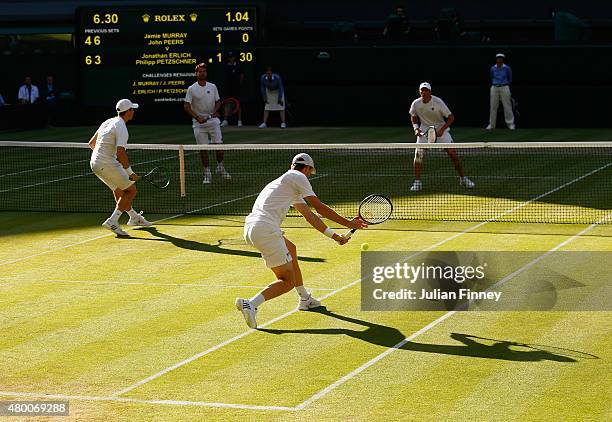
[416,125,437,143]
[220,97,240,118]
[142,167,170,189]
[345,194,393,239]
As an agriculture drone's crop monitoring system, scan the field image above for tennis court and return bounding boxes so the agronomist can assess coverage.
[1,126,611,421]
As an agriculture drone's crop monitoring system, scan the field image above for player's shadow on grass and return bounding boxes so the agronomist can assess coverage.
[129,227,325,262]
[260,307,591,362]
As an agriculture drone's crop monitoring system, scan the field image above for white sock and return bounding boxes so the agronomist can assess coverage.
[204,167,211,174]
[249,293,265,308]
[295,285,309,299]
[110,209,122,222]
[127,208,139,218]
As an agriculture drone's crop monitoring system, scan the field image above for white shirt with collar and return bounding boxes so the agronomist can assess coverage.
[246,170,316,228]
[18,84,39,103]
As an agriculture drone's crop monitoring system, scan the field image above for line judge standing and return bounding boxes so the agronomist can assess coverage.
[486,53,515,130]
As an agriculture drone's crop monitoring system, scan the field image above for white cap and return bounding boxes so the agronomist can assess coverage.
[419,82,432,91]
[292,153,316,174]
[496,53,505,59]
[116,98,139,113]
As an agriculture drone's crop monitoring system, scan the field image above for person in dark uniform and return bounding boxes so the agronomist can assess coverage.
[220,51,245,127]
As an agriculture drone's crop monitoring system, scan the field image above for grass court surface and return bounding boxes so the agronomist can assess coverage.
[1,126,611,421]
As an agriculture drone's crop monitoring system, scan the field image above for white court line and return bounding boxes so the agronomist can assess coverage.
[0,391,295,412]
[0,158,90,178]
[0,278,336,291]
[109,162,611,397]
[0,174,329,267]
[2,164,608,408]
[0,153,178,193]
[0,146,195,179]
[295,214,609,410]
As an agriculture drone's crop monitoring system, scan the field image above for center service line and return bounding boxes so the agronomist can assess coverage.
[109,164,609,398]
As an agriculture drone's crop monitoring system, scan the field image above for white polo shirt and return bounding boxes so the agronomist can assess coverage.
[184,81,220,127]
[246,170,316,228]
[90,116,129,165]
[409,95,452,129]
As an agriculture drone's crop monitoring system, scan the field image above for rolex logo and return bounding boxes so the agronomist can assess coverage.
[142,14,150,23]
[189,13,198,22]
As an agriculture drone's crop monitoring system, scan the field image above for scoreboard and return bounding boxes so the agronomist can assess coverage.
[76,6,258,106]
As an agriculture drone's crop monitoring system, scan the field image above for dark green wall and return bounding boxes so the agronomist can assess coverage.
[257,45,612,127]
[2,45,610,128]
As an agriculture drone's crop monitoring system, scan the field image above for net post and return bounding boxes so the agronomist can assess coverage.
[179,144,186,197]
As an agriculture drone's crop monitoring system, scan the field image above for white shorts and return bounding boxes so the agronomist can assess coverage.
[193,118,223,144]
[244,222,292,268]
[415,129,453,161]
[90,161,134,191]
[416,129,453,144]
[264,89,285,111]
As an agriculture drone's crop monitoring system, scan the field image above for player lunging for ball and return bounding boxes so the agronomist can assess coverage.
[89,99,152,236]
[409,82,475,192]
[236,153,367,328]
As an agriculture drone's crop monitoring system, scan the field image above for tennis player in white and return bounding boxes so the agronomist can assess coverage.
[236,153,368,328]
[409,82,475,192]
[184,62,231,184]
[89,99,152,236]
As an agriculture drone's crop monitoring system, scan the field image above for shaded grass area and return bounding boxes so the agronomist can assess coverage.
[1,141,611,224]
[3,125,612,144]
[0,212,610,421]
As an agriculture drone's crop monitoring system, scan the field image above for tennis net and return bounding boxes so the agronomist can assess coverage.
[1,141,611,224]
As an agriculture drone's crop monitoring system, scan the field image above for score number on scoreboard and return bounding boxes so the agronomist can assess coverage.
[77,7,257,106]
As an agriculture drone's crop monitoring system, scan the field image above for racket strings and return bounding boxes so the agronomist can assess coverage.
[360,195,393,224]
[145,168,170,188]
[426,126,437,143]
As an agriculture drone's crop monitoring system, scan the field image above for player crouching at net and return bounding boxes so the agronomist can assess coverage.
[236,153,368,328]
[409,82,475,192]
[89,99,152,236]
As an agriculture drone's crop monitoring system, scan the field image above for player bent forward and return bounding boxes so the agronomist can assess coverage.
[236,153,367,328]
[89,99,152,236]
[409,82,475,192]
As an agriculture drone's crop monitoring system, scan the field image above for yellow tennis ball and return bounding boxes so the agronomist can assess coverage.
[361,243,369,251]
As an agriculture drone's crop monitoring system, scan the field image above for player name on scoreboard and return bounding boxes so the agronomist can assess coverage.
[77,7,258,105]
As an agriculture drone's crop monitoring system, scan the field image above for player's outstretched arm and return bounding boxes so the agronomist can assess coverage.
[305,196,367,230]
[293,202,348,245]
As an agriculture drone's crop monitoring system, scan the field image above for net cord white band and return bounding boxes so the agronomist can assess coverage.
[2,141,612,150]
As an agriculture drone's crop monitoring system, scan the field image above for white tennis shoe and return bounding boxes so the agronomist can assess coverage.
[410,180,422,192]
[460,176,475,189]
[216,165,232,180]
[237,120,243,127]
[235,298,258,328]
[127,211,152,226]
[280,123,287,129]
[298,293,321,311]
[203,169,212,184]
[102,219,129,236]
[258,123,267,128]
[220,120,229,127]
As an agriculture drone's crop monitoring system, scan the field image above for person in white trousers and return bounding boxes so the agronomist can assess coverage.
[487,53,515,130]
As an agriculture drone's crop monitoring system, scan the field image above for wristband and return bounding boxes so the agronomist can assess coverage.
[126,166,134,175]
[412,124,419,130]
[323,227,336,239]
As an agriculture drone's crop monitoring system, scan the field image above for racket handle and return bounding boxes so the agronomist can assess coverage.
[344,228,357,239]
